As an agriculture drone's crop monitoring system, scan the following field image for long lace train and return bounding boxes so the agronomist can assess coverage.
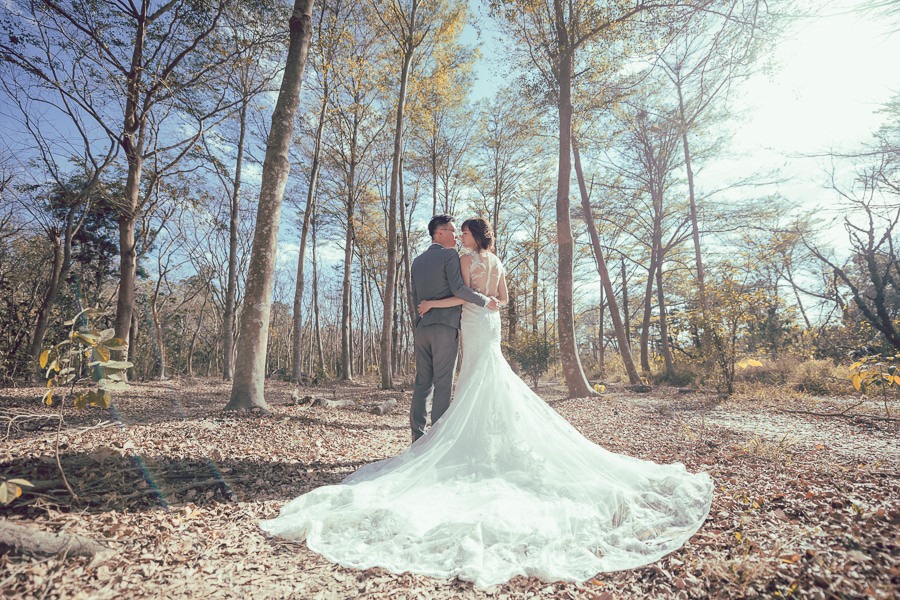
[260,305,713,588]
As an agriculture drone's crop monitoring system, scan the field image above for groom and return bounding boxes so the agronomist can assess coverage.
[409,215,498,442]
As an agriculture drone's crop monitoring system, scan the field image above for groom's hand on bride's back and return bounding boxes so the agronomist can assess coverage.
[487,297,500,311]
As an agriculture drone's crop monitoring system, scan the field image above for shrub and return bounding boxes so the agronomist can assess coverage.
[509,333,556,388]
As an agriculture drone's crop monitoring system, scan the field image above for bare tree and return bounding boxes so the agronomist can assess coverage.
[373,0,466,389]
[572,135,641,384]
[227,0,316,411]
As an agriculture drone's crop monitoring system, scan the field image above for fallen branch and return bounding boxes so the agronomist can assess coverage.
[371,398,397,415]
[2,412,62,439]
[777,408,900,423]
[0,520,114,561]
[312,397,356,409]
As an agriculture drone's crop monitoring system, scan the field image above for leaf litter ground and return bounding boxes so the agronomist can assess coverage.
[0,379,897,599]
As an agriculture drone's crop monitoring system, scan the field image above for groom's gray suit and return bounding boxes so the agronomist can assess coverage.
[410,243,489,441]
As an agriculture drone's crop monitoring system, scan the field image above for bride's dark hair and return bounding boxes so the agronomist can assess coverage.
[461,217,494,252]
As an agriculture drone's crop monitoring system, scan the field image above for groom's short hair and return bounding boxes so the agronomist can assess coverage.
[428,214,454,239]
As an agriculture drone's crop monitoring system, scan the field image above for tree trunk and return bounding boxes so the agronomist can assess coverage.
[640,205,663,376]
[222,100,248,380]
[621,256,630,347]
[639,258,655,375]
[115,211,139,367]
[571,134,641,384]
[150,300,166,380]
[676,80,707,319]
[112,8,148,369]
[187,291,208,378]
[598,296,605,375]
[553,11,593,398]
[28,231,65,375]
[380,33,415,390]
[340,201,354,381]
[399,169,418,325]
[0,520,113,561]
[293,73,329,383]
[311,212,325,375]
[532,240,539,334]
[227,0,316,411]
[655,259,674,376]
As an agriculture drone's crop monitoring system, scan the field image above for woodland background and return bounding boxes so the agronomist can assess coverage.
[0,0,896,399]
[0,0,898,597]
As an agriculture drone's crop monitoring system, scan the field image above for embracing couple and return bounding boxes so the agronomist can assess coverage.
[408,214,505,441]
[261,213,713,589]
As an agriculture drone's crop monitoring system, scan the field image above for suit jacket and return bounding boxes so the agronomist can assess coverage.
[411,243,488,329]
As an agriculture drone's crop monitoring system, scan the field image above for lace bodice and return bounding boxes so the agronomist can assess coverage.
[466,251,504,297]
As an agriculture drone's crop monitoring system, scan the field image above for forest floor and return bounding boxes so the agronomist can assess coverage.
[0,377,897,599]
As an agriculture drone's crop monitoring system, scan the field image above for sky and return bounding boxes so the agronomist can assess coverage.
[463,0,899,224]
[733,2,897,156]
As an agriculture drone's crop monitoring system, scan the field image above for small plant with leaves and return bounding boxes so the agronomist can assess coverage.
[849,354,899,415]
[41,308,131,410]
[38,307,131,500]
[509,333,556,389]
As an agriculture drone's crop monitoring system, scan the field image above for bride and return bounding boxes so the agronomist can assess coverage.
[260,217,713,589]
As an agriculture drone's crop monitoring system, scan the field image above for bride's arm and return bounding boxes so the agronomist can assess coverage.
[497,271,509,306]
[418,296,466,316]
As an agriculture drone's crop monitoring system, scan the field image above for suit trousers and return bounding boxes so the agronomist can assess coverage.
[410,323,459,441]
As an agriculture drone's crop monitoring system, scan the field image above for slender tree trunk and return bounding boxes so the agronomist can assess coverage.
[227,0,316,411]
[311,211,325,375]
[571,135,640,384]
[222,100,248,380]
[32,200,86,357]
[676,82,707,318]
[28,231,65,374]
[150,297,166,380]
[112,11,148,369]
[116,212,139,366]
[187,291,208,378]
[292,96,327,384]
[655,259,674,376]
[553,17,592,398]
[398,172,417,325]
[598,297,605,375]
[507,282,517,342]
[621,257,630,348]
[532,241,539,334]
[381,35,415,390]
[640,257,655,375]
[431,152,438,217]
[340,200,354,380]
[640,201,663,375]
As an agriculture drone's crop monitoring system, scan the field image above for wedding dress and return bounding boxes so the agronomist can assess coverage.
[260,251,713,588]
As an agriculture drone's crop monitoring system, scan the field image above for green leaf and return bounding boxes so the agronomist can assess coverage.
[99,380,129,392]
[102,361,133,370]
[0,482,23,505]
[102,338,128,351]
[99,328,116,342]
[73,331,99,347]
[95,345,110,362]
[6,478,33,487]
[73,393,88,410]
